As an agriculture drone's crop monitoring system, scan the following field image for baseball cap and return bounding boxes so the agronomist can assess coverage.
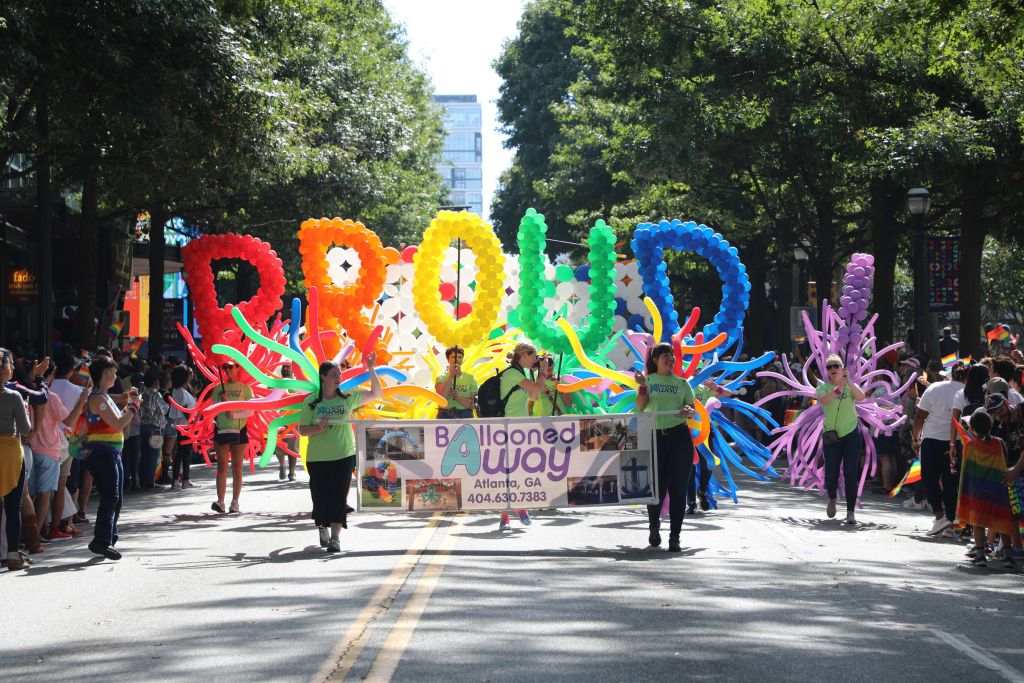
[900,357,921,370]
[985,393,1008,411]
[986,377,1011,395]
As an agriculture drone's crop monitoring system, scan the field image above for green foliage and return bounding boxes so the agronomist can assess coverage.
[495,0,1024,352]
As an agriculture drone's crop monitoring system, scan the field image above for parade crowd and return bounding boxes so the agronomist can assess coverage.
[2,325,1023,571]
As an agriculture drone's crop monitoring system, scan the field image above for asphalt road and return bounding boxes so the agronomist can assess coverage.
[3,464,1022,683]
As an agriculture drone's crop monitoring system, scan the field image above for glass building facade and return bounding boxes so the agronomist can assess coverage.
[435,95,483,216]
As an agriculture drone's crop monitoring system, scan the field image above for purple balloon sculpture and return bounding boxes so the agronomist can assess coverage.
[755,254,914,501]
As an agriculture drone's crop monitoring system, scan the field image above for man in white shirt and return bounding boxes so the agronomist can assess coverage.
[47,353,91,535]
[911,373,964,536]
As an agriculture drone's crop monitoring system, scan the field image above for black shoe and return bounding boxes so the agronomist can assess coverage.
[667,536,682,553]
[346,505,355,514]
[88,540,122,560]
[686,503,696,515]
[648,529,661,547]
[155,474,172,486]
[699,494,710,512]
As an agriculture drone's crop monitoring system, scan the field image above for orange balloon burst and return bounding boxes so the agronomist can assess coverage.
[298,217,390,363]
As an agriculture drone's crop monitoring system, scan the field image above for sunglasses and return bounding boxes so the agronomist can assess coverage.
[222,364,237,370]
[826,364,842,370]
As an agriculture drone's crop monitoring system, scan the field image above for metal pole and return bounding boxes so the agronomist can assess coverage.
[455,237,462,321]
[913,215,929,360]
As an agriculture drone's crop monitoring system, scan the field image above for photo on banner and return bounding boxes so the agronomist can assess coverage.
[356,412,658,512]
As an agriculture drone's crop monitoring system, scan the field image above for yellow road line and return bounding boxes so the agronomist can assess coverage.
[314,515,443,683]
[363,513,464,683]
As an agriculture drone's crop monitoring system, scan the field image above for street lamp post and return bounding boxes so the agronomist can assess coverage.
[907,187,932,360]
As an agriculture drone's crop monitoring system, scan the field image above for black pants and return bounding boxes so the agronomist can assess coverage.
[687,457,711,505]
[4,462,25,553]
[647,425,694,537]
[85,448,123,547]
[172,439,192,482]
[307,457,356,528]
[123,435,141,486]
[921,438,959,522]
[824,429,863,512]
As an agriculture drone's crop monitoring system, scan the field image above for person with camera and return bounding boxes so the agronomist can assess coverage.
[82,356,141,560]
[816,354,866,525]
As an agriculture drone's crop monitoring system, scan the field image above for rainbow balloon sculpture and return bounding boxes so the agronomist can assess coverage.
[755,254,913,500]
[173,209,785,506]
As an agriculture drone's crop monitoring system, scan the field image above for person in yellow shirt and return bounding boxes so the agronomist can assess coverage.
[210,362,254,515]
[435,346,477,420]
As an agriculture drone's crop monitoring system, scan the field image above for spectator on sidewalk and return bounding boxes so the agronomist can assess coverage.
[911,367,963,537]
[939,327,959,358]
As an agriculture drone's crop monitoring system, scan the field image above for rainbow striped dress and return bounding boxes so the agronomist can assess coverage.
[956,435,1014,535]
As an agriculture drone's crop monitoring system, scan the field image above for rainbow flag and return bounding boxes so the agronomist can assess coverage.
[941,353,957,369]
[960,355,972,366]
[107,319,124,338]
[987,324,1010,342]
[954,418,1016,534]
[889,458,922,498]
[124,338,144,357]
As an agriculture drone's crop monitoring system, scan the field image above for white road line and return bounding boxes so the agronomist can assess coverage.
[931,629,1024,683]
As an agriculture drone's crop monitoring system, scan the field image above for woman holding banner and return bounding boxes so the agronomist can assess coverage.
[497,343,550,531]
[298,355,381,553]
[635,343,695,553]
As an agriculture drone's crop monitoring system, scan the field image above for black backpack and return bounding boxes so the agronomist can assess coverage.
[477,367,522,417]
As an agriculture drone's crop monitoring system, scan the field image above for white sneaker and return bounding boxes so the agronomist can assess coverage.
[927,518,952,536]
[912,500,930,511]
[940,528,956,539]
[826,498,837,519]
[318,527,330,548]
[842,512,857,525]
[902,497,916,509]
[170,480,180,490]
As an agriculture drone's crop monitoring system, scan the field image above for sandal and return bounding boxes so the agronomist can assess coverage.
[211,501,226,514]
[228,500,240,514]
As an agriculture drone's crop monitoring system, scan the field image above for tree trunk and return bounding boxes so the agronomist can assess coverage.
[148,209,167,361]
[36,94,53,357]
[743,239,768,354]
[75,168,98,350]
[959,178,987,359]
[868,179,900,346]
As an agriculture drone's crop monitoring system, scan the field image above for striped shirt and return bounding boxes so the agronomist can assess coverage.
[84,392,125,451]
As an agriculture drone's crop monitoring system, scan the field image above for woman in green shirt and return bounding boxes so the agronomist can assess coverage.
[496,343,549,530]
[531,355,571,417]
[635,342,695,552]
[210,363,255,514]
[298,353,382,553]
[816,354,866,524]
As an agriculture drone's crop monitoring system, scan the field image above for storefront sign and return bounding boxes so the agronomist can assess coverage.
[7,268,38,302]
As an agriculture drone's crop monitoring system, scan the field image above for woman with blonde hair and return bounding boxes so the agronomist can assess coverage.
[816,354,866,524]
[497,342,549,530]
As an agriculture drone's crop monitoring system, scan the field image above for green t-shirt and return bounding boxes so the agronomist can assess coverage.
[436,370,478,409]
[499,367,530,418]
[531,379,561,417]
[643,373,695,430]
[816,382,860,438]
[298,393,363,462]
[211,382,254,430]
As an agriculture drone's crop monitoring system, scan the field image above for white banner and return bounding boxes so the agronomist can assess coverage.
[356,412,658,512]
